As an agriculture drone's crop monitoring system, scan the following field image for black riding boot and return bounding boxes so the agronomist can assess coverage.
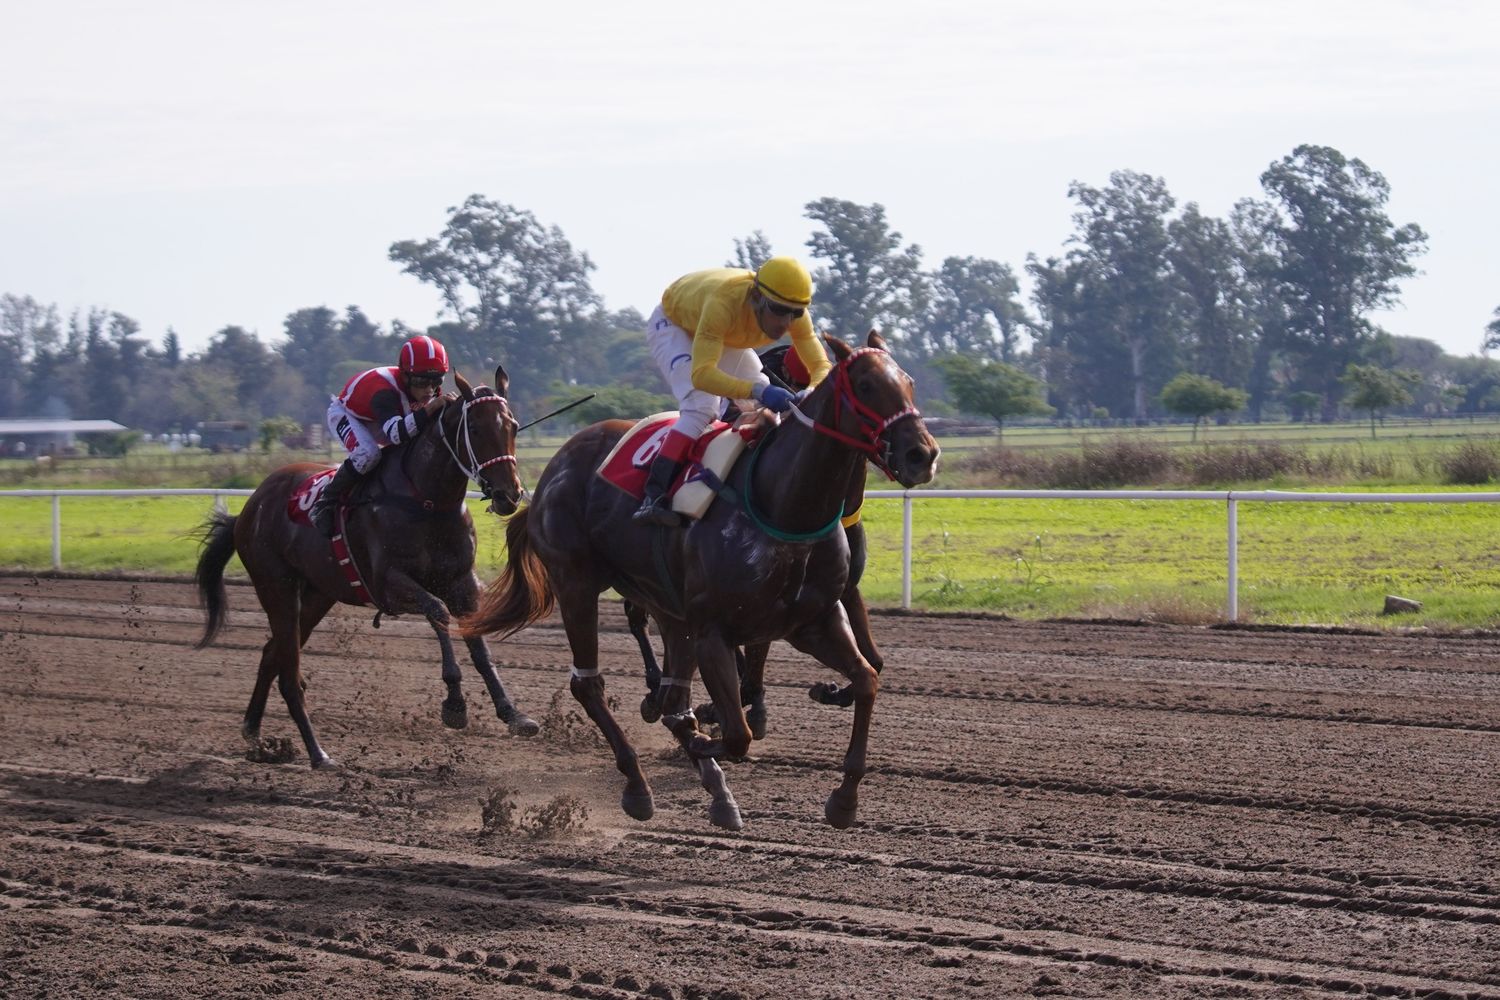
[632,454,684,527]
[310,459,361,538]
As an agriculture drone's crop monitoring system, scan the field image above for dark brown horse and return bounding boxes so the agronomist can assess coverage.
[460,333,938,829]
[631,340,882,736]
[194,367,537,769]
[631,433,879,737]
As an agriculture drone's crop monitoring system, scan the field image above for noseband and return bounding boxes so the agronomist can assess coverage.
[787,347,921,480]
[436,395,519,502]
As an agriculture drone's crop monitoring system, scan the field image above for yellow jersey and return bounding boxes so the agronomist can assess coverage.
[661,268,831,399]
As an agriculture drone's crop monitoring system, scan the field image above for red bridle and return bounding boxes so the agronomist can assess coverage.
[789,347,921,481]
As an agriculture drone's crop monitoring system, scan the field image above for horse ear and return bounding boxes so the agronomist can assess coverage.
[867,328,887,351]
[454,370,474,401]
[493,364,509,398]
[827,336,854,361]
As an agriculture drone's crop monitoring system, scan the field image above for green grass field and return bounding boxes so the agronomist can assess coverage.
[3,417,1498,630]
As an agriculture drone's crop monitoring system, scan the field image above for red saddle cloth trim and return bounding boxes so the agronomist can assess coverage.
[598,417,734,500]
[286,469,372,606]
[287,469,335,525]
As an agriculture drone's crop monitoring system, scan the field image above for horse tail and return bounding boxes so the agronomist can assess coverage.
[459,506,554,640]
[193,509,238,649]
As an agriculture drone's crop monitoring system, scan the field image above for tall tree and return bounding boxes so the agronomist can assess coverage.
[1484,306,1500,354]
[388,195,603,410]
[1259,145,1428,420]
[1168,205,1253,387]
[0,294,61,417]
[1058,170,1182,421]
[728,230,774,271]
[802,198,928,349]
[1227,198,1290,422]
[927,256,1030,362]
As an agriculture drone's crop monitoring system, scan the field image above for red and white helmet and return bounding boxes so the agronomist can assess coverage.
[398,335,449,376]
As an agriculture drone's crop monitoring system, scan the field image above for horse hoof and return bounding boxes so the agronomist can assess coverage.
[639,695,662,723]
[311,755,341,771]
[441,703,469,729]
[694,701,719,726]
[709,796,743,831]
[508,714,540,737]
[824,791,857,829]
[621,792,654,821]
[808,681,840,705]
[747,709,768,741]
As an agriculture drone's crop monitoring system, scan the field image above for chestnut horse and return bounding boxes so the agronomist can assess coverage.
[460,333,938,829]
[194,366,537,769]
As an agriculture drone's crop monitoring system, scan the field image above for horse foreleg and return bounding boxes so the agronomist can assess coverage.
[658,665,742,831]
[449,570,538,735]
[419,601,471,730]
[461,635,539,736]
[787,608,879,829]
[739,643,770,740]
[808,587,881,708]
[623,600,663,718]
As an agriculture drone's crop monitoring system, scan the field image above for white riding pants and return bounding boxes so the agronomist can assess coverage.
[645,304,769,439]
[325,398,385,474]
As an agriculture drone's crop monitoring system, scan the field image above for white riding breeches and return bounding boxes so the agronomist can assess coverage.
[645,304,769,440]
[326,398,384,475]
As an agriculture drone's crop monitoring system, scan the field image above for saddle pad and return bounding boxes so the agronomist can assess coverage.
[286,468,335,525]
[286,468,374,605]
[596,412,749,520]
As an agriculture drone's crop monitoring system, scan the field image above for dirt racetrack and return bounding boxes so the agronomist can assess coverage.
[3,574,1499,999]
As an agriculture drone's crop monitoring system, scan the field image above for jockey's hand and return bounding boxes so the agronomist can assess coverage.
[422,394,448,417]
[753,384,796,413]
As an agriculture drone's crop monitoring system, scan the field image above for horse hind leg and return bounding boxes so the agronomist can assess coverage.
[245,584,336,769]
[558,595,653,821]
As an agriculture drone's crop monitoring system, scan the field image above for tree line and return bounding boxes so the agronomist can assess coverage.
[3,142,1498,440]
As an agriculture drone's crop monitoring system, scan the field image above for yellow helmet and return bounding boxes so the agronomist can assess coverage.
[754,256,813,308]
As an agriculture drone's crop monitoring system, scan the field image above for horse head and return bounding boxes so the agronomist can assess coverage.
[809,331,940,488]
[447,365,524,516]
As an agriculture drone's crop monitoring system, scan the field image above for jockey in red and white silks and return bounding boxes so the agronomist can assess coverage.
[308,335,451,537]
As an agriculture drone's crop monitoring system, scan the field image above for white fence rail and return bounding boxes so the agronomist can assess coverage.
[6,487,1500,622]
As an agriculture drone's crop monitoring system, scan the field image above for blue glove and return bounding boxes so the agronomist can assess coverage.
[754,384,796,413]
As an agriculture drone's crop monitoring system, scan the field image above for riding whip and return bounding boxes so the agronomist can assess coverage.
[517,393,596,432]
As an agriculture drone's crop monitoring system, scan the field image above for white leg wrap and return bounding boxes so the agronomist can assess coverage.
[570,667,600,680]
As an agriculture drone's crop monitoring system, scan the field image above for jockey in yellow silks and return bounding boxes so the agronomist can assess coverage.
[633,257,832,527]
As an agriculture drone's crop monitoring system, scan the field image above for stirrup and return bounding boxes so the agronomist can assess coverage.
[311,501,337,538]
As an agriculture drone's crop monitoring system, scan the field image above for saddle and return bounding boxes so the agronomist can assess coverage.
[287,469,376,606]
[597,412,757,521]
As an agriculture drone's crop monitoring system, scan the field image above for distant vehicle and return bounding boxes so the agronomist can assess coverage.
[197,420,253,453]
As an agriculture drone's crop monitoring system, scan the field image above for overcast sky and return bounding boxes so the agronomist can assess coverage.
[3,0,1496,360]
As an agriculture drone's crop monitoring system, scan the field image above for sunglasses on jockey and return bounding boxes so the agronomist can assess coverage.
[407,371,445,389]
[762,300,805,321]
